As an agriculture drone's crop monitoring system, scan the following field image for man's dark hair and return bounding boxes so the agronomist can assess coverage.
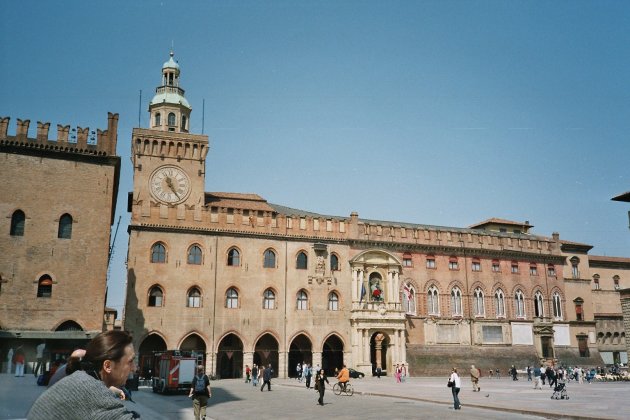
[84,330,133,372]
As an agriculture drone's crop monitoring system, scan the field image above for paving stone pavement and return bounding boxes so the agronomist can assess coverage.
[1,373,627,419]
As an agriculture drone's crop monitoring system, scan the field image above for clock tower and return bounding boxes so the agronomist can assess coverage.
[131,52,208,213]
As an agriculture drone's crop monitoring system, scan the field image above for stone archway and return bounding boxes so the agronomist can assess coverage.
[217,333,244,379]
[180,333,206,367]
[322,335,344,376]
[288,334,312,378]
[138,334,167,379]
[370,332,389,375]
[254,334,279,377]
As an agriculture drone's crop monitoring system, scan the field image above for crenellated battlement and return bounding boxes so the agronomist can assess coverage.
[0,112,119,156]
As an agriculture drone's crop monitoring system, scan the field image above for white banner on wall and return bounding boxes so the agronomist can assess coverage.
[511,323,533,345]
[554,324,571,346]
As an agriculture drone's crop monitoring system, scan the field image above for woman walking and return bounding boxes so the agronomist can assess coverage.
[449,367,462,410]
[316,369,329,406]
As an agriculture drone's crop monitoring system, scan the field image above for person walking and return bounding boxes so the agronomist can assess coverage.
[245,365,251,383]
[296,362,302,382]
[375,365,382,378]
[527,366,532,381]
[533,365,543,390]
[34,342,46,377]
[395,364,401,383]
[305,364,312,389]
[260,363,273,391]
[6,348,14,375]
[251,364,259,387]
[315,369,329,406]
[449,367,462,410]
[510,365,518,381]
[189,365,212,420]
[470,364,480,392]
[14,347,25,377]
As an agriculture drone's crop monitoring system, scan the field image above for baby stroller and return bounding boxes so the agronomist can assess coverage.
[551,381,569,400]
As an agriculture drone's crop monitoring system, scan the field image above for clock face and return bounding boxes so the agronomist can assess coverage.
[149,165,191,204]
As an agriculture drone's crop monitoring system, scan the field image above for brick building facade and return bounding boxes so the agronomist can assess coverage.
[125,54,628,378]
[0,113,120,372]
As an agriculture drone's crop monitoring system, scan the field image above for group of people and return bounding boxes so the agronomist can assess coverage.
[295,362,316,388]
[394,363,408,383]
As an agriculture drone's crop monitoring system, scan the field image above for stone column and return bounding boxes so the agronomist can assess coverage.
[352,269,358,301]
[387,271,393,302]
[401,329,407,367]
[312,352,322,371]
[362,329,369,363]
[394,271,400,303]
[279,351,287,379]
[374,333,384,369]
[243,351,254,377]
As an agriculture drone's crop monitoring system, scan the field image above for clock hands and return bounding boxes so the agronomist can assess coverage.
[165,177,181,199]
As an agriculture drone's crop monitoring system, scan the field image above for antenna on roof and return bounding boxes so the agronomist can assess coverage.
[138,90,142,128]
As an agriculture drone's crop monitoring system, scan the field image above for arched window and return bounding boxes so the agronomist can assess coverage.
[155,112,161,127]
[451,287,462,316]
[168,112,176,127]
[515,290,525,318]
[148,286,163,307]
[328,291,339,311]
[553,292,562,320]
[58,213,73,239]
[226,288,238,309]
[529,263,538,276]
[227,248,240,266]
[263,249,276,268]
[296,252,308,270]
[402,284,416,315]
[296,290,308,310]
[37,275,53,298]
[187,287,201,308]
[181,115,187,131]
[187,245,202,265]
[574,297,583,321]
[10,210,25,236]
[570,257,580,279]
[330,254,339,271]
[151,243,166,263]
[263,289,275,309]
[494,289,505,317]
[534,291,544,317]
[473,287,485,317]
[427,286,439,316]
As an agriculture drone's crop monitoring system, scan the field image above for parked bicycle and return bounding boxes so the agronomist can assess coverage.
[333,381,354,396]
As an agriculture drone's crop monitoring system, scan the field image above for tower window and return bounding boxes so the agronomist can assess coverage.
[263,249,276,268]
[37,275,53,298]
[58,214,73,239]
[181,115,187,131]
[227,248,240,266]
[10,210,25,236]
[151,243,166,263]
[155,113,161,127]
[148,286,163,307]
[330,254,339,271]
[168,113,176,127]
[187,245,202,265]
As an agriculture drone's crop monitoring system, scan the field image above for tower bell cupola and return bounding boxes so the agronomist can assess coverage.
[149,51,192,133]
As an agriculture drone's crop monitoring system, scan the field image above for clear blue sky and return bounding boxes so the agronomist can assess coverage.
[2,1,630,318]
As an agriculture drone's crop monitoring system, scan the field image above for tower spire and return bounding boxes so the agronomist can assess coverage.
[148,51,192,133]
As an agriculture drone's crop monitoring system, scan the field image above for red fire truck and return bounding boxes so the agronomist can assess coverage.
[151,350,198,394]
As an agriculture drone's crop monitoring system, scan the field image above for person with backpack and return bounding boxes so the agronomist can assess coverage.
[189,365,212,420]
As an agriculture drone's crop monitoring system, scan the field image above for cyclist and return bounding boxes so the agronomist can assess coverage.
[336,364,350,392]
